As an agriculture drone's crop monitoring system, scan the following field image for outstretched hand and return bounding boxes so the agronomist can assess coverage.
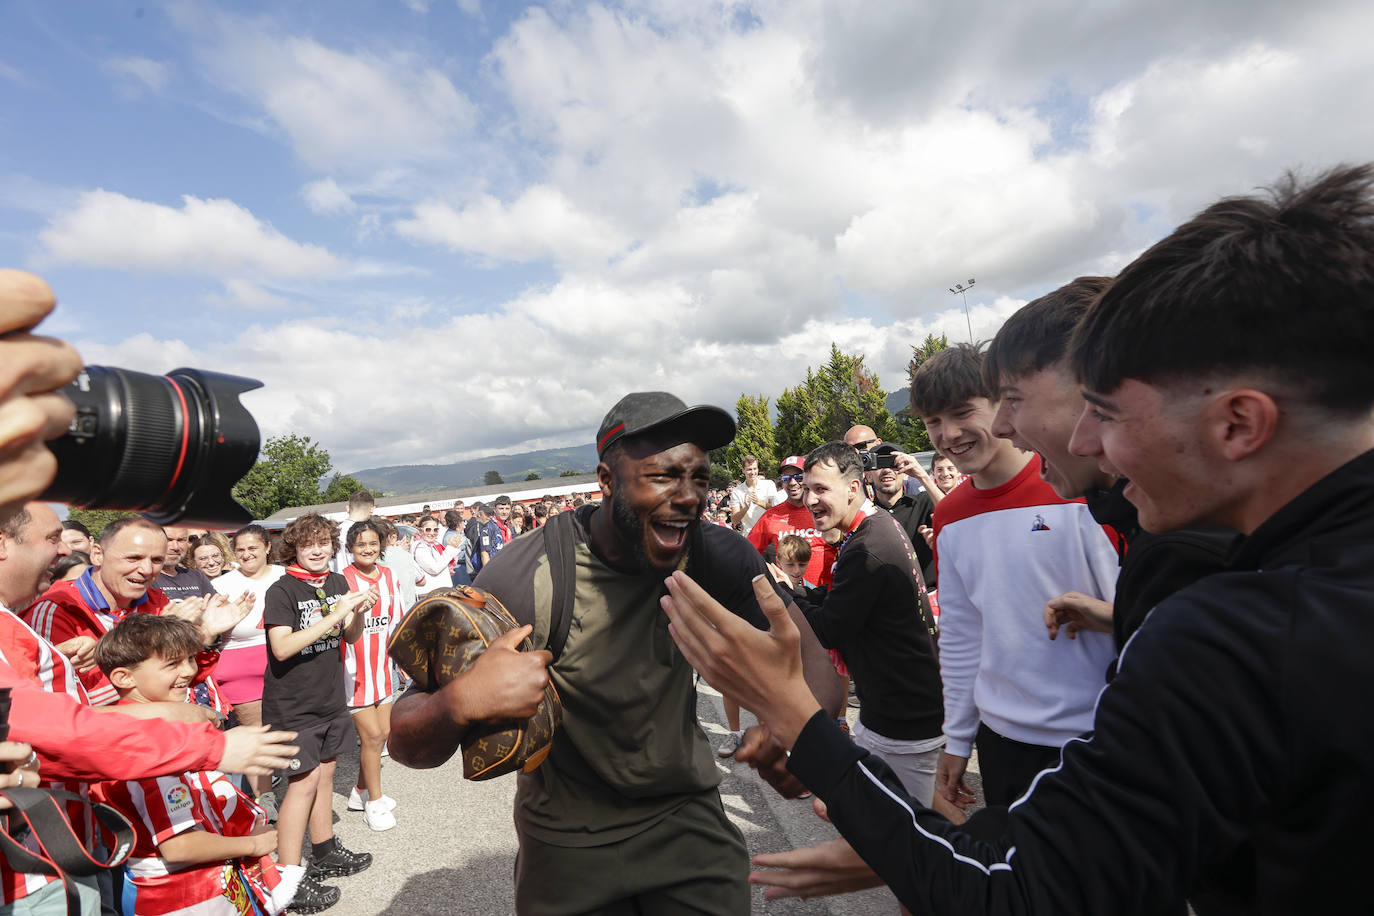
[1044,590,1114,640]
[736,724,809,798]
[661,572,820,750]
[751,835,884,901]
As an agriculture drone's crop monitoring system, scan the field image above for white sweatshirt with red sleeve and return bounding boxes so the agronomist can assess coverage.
[932,456,1118,757]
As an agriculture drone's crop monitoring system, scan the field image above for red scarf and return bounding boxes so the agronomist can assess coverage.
[830,499,876,574]
[494,519,512,542]
[285,564,329,587]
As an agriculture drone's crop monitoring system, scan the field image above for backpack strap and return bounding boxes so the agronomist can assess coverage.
[0,787,135,916]
[542,509,580,662]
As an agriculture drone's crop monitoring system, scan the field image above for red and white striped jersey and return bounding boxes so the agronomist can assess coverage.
[94,765,281,915]
[0,610,93,904]
[339,564,402,707]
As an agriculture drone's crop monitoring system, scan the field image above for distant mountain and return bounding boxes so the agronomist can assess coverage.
[349,444,601,496]
[885,389,910,417]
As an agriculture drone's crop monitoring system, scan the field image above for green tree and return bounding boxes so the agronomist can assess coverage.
[232,434,333,519]
[484,470,505,486]
[65,508,138,540]
[774,371,826,461]
[896,333,951,452]
[724,394,776,480]
[707,446,733,489]
[773,345,902,456]
[320,473,375,505]
[525,472,541,481]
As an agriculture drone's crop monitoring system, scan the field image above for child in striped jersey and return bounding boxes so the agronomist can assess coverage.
[338,520,403,832]
[91,614,285,916]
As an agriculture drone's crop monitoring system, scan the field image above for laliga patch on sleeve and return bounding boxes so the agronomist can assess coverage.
[165,785,193,814]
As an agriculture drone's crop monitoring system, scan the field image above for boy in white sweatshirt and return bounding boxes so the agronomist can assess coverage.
[912,343,1118,810]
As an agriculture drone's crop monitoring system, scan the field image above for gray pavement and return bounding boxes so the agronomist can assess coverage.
[307,686,939,914]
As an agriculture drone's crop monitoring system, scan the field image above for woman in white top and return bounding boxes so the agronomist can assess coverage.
[411,517,466,593]
[211,523,287,809]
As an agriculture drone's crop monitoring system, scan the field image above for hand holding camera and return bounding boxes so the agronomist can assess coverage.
[0,271,83,522]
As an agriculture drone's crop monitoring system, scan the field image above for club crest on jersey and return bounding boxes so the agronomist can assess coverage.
[165,785,192,812]
[1030,514,1051,532]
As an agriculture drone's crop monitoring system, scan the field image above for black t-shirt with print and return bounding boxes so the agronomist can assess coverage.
[261,572,349,728]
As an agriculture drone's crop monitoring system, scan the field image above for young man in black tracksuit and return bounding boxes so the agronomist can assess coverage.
[662,163,1374,914]
[795,441,943,805]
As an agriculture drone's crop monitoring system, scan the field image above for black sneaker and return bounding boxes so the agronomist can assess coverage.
[308,841,373,879]
[288,875,340,913]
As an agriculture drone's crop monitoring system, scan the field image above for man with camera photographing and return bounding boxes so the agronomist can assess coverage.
[845,426,939,588]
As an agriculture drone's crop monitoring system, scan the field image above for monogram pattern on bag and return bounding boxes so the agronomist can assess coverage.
[387,585,563,780]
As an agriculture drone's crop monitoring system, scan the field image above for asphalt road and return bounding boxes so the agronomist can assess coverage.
[303,685,969,914]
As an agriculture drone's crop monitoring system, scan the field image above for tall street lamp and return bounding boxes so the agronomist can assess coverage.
[948,278,976,343]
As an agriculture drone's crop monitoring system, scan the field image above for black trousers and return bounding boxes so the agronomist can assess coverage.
[975,722,1063,807]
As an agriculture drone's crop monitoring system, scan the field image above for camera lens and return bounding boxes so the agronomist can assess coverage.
[40,366,263,526]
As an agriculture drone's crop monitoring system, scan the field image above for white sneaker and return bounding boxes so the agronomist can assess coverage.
[272,863,304,910]
[348,788,397,813]
[363,799,397,832]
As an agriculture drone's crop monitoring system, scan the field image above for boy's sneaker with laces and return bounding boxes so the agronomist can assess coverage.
[364,798,397,832]
[287,874,340,914]
[308,841,372,879]
[717,731,741,758]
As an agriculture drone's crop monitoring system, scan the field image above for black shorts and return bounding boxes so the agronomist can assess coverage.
[282,710,353,776]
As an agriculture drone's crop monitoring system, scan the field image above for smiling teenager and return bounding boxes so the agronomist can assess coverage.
[912,343,1119,813]
[663,163,1374,915]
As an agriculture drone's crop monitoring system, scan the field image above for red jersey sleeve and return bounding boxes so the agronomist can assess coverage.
[0,662,225,781]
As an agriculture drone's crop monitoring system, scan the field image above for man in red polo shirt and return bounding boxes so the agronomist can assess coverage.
[746,456,831,585]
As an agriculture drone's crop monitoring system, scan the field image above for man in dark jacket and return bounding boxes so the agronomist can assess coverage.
[663,163,1374,914]
[796,441,943,804]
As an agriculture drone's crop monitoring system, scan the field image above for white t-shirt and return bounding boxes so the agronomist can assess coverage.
[212,565,287,651]
[729,478,779,535]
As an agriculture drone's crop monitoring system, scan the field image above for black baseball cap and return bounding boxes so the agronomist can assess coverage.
[596,392,736,458]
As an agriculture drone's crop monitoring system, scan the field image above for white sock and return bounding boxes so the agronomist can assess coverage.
[273,864,305,910]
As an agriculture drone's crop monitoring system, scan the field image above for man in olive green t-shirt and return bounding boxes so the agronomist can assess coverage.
[392,392,843,914]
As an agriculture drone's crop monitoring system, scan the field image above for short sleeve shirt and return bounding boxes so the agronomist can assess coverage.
[262,573,350,728]
[474,507,779,847]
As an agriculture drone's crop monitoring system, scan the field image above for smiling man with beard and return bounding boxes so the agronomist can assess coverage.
[390,391,843,915]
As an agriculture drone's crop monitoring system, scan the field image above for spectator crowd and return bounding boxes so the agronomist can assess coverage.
[1,161,1372,916]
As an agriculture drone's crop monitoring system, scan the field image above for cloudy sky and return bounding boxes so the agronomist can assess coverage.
[2,0,1371,474]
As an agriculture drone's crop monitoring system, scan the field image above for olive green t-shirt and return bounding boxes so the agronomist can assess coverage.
[474,506,774,847]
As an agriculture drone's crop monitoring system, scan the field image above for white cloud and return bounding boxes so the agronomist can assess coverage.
[301,178,356,215]
[103,56,171,96]
[395,186,632,265]
[210,278,295,311]
[187,13,476,172]
[35,190,345,278]
[37,0,1374,475]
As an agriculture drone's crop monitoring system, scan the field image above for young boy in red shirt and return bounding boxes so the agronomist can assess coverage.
[92,614,285,915]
